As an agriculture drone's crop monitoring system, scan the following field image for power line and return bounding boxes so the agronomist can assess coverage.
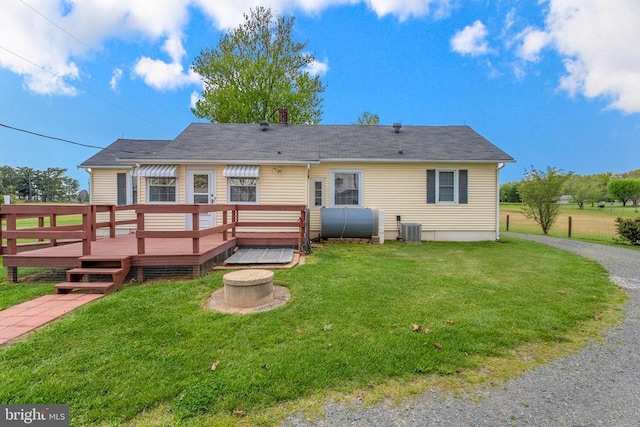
[0,122,169,157]
[15,0,194,129]
[19,0,99,57]
[0,44,170,132]
[0,122,106,149]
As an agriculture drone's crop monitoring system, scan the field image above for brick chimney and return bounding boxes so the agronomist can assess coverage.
[278,108,289,125]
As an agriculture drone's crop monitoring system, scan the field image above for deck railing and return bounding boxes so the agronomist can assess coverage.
[0,204,139,256]
[2,204,308,257]
[135,204,307,254]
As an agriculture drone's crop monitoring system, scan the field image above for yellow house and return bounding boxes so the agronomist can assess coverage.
[79,121,514,242]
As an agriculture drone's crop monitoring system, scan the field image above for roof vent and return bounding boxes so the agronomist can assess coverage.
[392,122,402,133]
[260,120,269,131]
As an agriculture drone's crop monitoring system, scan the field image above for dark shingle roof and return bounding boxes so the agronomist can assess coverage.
[79,139,171,167]
[80,124,514,166]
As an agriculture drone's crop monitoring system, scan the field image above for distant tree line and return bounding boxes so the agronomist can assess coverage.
[501,169,640,208]
[0,165,80,203]
[505,167,640,237]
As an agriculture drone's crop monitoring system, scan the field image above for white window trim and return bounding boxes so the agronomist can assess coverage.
[146,177,178,204]
[436,169,458,204]
[330,170,363,207]
[227,177,259,204]
[311,178,325,208]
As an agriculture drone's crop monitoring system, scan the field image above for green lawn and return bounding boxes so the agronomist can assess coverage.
[0,239,626,426]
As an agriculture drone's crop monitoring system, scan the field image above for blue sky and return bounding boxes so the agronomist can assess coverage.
[1,0,639,190]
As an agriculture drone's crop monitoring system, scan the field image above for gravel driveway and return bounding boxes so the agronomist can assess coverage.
[284,234,640,426]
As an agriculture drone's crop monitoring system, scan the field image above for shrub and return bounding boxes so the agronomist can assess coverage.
[615,217,640,245]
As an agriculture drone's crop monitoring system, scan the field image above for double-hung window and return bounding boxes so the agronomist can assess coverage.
[229,178,257,203]
[148,177,177,203]
[223,165,259,203]
[427,169,468,204]
[331,170,362,207]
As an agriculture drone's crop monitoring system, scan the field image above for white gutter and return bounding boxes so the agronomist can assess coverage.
[496,162,505,240]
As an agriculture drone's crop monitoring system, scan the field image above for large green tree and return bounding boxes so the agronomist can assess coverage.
[608,178,640,207]
[192,7,325,124]
[563,173,611,209]
[518,166,569,235]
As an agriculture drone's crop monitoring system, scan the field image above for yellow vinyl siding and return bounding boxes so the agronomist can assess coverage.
[91,169,125,205]
[216,165,307,232]
[308,162,498,238]
[90,169,136,227]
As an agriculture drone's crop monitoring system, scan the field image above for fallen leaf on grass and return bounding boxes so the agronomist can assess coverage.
[295,328,301,334]
[423,328,430,334]
[233,409,247,417]
[434,343,443,349]
[445,319,455,324]
[211,361,219,371]
[412,324,421,332]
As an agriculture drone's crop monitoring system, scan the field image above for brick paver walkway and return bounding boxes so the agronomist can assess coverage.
[0,294,103,345]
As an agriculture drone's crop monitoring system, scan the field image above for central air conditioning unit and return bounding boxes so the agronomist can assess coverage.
[401,223,422,243]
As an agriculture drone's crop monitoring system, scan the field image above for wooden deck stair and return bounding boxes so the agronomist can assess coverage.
[55,256,132,294]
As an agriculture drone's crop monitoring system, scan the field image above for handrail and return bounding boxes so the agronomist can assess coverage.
[1,203,308,257]
[0,204,140,256]
[135,204,307,255]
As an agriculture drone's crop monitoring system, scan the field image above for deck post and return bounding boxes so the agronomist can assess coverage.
[137,267,144,283]
[7,210,17,255]
[90,205,98,241]
[50,214,57,246]
[38,217,45,243]
[8,266,18,283]
[222,210,228,241]
[232,207,237,238]
[137,210,145,254]
[298,209,306,251]
[192,211,200,254]
[109,205,116,238]
[82,205,91,255]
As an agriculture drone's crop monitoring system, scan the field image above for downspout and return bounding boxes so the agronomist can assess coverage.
[496,162,505,240]
[84,168,93,204]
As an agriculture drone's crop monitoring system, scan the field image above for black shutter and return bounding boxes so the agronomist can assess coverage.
[117,173,126,206]
[426,169,436,204]
[458,169,468,204]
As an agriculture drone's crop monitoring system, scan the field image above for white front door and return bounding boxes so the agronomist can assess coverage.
[187,168,215,229]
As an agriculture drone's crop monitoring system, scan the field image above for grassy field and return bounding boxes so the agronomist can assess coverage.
[501,202,640,244]
[0,239,625,426]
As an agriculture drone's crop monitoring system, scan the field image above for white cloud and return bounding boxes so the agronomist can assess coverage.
[1,0,459,96]
[133,35,202,91]
[542,0,640,113]
[365,0,454,21]
[450,20,491,56]
[306,59,329,76]
[190,90,202,110]
[110,68,123,91]
[516,27,550,62]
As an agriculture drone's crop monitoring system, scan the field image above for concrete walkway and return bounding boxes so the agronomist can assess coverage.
[0,294,103,345]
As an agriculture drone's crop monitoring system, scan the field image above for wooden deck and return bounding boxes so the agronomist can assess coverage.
[1,204,308,283]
